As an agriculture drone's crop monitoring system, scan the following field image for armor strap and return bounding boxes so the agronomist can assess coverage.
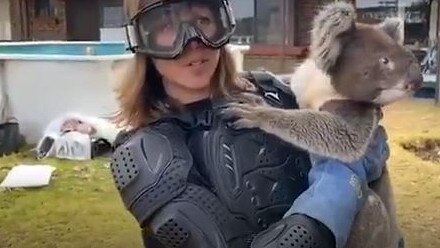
[240,70,299,109]
[156,98,229,130]
[166,109,215,129]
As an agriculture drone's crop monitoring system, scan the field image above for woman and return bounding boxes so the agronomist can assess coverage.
[110,0,391,247]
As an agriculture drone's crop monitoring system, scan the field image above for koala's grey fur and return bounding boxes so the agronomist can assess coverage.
[223,98,380,163]
[224,1,423,248]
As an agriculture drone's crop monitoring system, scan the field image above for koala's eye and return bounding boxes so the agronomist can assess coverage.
[379,57,389,65]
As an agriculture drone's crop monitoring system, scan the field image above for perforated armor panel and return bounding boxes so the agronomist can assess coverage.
[110,122,194,226]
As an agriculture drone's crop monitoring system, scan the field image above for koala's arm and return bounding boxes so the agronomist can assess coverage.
[222,99,380,163]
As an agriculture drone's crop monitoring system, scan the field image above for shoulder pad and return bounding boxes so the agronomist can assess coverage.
[112,129,136,150]
[239,70,299,109]
[110,122,193,226]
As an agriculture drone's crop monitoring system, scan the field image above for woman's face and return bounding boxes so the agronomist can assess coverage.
[150,3,221,103]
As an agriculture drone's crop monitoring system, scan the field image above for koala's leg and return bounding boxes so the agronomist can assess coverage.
[370,167,402,247]
[346,188,392,248]
[346,167,401,248]
[221,101,378,163]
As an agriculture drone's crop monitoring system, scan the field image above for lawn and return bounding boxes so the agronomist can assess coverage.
[0,155,143,248]
[381,98,440,248]
[0,98,439,248]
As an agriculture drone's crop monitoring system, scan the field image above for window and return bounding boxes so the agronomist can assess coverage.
[35,0,55,17]
[102,6,124,28]
[254,0,284,45]
[230,0,285,45]
[402,0,430,46]
[99,0,125,28]
[356,0,399,23]
[356,0,431,46]
[230,0,254,44]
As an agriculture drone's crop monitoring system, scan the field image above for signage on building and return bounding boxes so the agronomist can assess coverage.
[358,8,426,23]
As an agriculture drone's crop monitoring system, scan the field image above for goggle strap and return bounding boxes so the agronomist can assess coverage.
[124,24,139,53]
[223,0,236,26]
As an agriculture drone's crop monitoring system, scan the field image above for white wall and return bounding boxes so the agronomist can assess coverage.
[0,0,11,40]
[0,43,250,144]
[100,28,125,42]
[1,57,129,144]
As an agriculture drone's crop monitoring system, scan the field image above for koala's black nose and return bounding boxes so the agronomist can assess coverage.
[405,74,423,91]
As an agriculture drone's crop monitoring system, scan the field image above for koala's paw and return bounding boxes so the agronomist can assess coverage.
[221,102,266,130]
[236,92,268,107]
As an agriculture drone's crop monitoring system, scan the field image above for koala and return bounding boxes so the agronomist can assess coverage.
[223,1,423,248]
[225,3,422,163]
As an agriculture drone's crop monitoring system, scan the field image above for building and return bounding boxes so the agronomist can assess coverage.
[231,0,340,73]
[232,0,438,72]
[4,0,440,73]
[355,0,437,46]
[8,0,124,41]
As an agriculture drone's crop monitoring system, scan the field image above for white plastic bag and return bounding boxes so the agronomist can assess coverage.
[0,164,56,189]
[54,132,91,160]
[35,112,122,160]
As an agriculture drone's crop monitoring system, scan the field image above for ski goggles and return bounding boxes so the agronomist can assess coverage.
[124,0,236,59]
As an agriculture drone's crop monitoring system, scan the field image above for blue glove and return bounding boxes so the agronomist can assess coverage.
[283,125,390,248]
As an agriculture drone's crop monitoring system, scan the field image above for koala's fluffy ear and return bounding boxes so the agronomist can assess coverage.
[377,17,404,45]
[310,1,356,73]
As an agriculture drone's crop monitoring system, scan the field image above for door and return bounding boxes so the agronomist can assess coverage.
[66,0,100,41]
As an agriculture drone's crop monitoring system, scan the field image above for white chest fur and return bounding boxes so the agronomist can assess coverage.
[290,59,347,110]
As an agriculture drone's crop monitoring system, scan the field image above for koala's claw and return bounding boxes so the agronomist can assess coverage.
[220,102,263,130]
[230,118,260,130]
[221,103,255,119]
[237,92,267,106]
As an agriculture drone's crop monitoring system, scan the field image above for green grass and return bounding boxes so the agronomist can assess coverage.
[0,98,439,248]
[381,98,440,248]
[0,151,143,248]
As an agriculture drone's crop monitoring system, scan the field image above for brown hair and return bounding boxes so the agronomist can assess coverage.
[113,0,249,130]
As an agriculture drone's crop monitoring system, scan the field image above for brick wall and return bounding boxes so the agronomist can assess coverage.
[30,0,67,40]
[9,0,68,40]
[243,0,358,74]
[243,55,304,74]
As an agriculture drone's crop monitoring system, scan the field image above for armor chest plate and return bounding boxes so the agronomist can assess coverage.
[187,117,312,231]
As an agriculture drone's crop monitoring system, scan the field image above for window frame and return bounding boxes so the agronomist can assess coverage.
[243,0,308,57]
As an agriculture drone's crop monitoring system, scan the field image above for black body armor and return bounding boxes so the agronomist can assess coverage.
[110,71,316,248]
